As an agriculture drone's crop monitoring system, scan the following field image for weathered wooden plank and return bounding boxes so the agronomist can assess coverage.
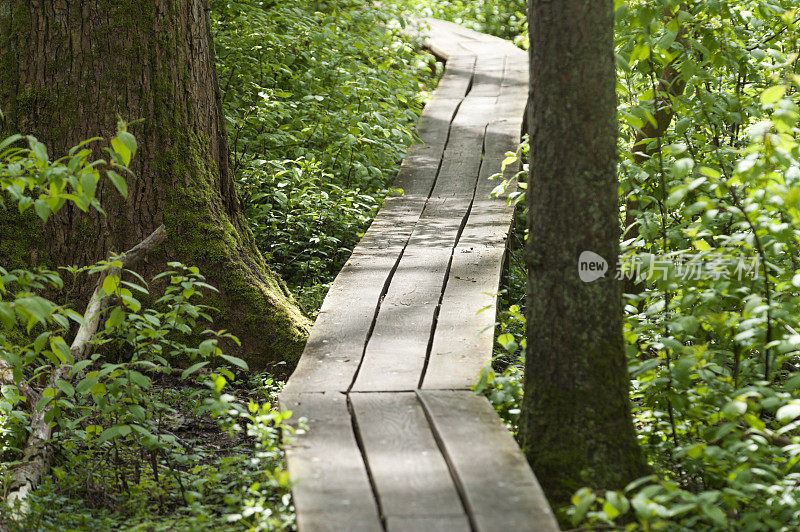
[415,97,463,150]
[428,55,475,100]
[417,391,560,531]
[281,197,427,395]
[296,513,383,532]
[420,19,522,59]
[500,58,528,95]
[350,392,466,519]
[469,55,505,98]
[287,104,507,396]
[431,122,487,198]
[474,121,523,198]
[352,198,469,391]
[280,393,382,531]
[420,120,522,389]
[351,94,493,391]
[386,516,471,532]
[420,243,506,390]
[283,41,481,395]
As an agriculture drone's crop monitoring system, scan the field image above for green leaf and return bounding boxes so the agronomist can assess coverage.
[694,240,711,251]
[698,166,721,179]
[702,505,727,527]
[55,379,75,397]
[36,388,56,410]
[219,354,249,371]
[105,306,125,329]
[722,399,746,420]
[76,375,99,395]
[0,134,23,153]
[198,339,217,357]
[50,336,73,364]
[776,401,800,423]
[760,85,787,105]
[34,199,51,222]
[106,170,128,199]
[80,172,97,200]
[28,138,48,162]
[34,331,50,353]
[98,424,132,444]
[16,296,54,327]
[102,274,120,296]
[181,361,210,379]
[0,303,14,329]
[116,131,137,160]
[603,500,620,520]
[70,359,93,377]
[111,137,132,166]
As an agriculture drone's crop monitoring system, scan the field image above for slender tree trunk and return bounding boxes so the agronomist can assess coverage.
[0,0,310,369]
[519,0,648,503]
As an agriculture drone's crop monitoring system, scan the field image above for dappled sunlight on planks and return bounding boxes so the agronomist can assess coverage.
[279,18,560,532]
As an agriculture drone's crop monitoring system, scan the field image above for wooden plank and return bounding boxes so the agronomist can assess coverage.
[282,197,426,395]
[469,55,505,98]
[386,516,470,532]
[284,37,479,395]
[350,392,466,520]
[417,391,560,531]
[500,57,528,96]
[279,393,382,531]
[296,513,383,532]
[420,243,506,390]
[428,55,475,100]
[431,123,486,198]
[421,19,522,59]
[416,97,463,150]
[352,197,469,391]
[421,120,520,389]
[352,96,493,391]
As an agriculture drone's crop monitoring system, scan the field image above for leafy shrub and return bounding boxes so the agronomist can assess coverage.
[0,128,294,529]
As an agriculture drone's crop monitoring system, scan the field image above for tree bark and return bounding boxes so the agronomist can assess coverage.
[519,0,648,503]
[0,0,310,369]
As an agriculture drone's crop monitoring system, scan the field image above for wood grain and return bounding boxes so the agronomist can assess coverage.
[279,393,383,530]
[350,393,465,519]
[418,391,560,531]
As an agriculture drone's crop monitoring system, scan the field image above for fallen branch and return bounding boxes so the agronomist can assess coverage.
[4,225,166,517]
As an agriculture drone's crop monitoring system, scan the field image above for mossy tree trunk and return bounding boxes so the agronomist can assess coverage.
[519,0,649,503]
[0,0,310,369]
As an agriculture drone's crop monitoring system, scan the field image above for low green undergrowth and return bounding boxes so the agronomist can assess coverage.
[0,128,296,530]
[212,0,436,313]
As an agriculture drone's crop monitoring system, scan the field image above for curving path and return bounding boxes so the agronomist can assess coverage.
[279,19,560,532]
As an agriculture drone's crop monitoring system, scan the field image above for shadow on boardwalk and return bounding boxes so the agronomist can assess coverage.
[279,19,560,532]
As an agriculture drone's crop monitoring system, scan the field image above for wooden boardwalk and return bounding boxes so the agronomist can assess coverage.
[279,19,559,532]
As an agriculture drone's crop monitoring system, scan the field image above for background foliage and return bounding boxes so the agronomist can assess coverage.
[212,0,434,313]
[462,0,800,529]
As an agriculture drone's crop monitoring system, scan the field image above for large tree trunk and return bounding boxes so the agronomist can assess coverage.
[0,0,310,369]
[519,0,648,503]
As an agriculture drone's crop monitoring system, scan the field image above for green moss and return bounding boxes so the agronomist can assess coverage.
[0,207,45,270]
[161,132,310,371]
